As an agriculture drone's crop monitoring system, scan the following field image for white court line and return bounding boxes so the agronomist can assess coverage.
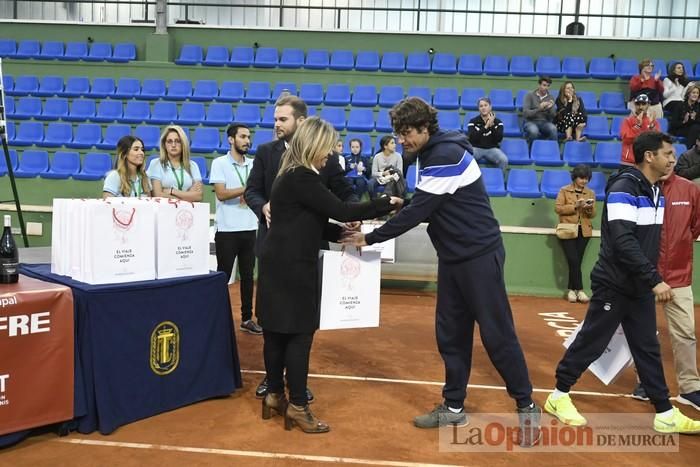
[56,439,464,467]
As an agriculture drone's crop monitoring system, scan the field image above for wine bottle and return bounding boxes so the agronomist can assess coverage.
[0,215,19,284]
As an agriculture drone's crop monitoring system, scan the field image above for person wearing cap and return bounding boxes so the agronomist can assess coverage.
[620,94,660,165]
[629,58,664,120]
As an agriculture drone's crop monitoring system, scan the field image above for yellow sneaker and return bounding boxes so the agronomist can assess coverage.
[544,393,587,426]
[653,407,700,434]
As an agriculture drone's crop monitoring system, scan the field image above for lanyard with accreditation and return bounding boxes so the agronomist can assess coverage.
[233,160,249,208]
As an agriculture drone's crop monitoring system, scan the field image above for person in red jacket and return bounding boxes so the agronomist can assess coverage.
[620,94,659,165]
[629,58,665,120]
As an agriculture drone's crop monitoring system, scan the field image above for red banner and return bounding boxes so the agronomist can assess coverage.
[0,275,74,435]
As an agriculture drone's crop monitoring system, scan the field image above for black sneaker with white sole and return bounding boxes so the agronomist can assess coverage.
[240,319,263,335]
[631,383,649,401]
[678,390,700,411]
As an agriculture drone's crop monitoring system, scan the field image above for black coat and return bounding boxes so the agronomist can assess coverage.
[255,166,392,333]
[244,139,357,256]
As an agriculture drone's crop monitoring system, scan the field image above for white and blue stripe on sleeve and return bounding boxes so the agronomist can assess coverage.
[416,151,481,195]
[607,192,665,225]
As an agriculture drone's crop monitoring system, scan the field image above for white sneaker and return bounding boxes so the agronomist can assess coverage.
[576,290,590,303]
[567,290,577,303]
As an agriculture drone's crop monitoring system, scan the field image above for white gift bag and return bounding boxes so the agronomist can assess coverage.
[154,199,210,279]
[319,249,381,330]
[563,322,634,385]
[360,222,395,263]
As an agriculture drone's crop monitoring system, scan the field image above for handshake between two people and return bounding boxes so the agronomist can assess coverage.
[339,196,404,248]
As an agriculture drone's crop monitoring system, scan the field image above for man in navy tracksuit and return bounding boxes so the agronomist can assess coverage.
[544,131,700,434]
[342,97,541,447]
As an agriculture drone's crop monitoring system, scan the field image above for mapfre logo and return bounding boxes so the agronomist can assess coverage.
[0,296,18,308]
[150,321,179,376]
[0,311,51,337]
[0,373,10,407]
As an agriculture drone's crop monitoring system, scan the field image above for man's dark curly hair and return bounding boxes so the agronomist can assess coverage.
[389,97,439,136]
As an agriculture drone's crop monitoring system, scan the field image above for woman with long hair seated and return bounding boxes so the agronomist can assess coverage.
[147,125,203,201]
[669,84,700,149]
[103,135,151,198]
[256,117,400,433]
[555,81,587,141]
[663,61,694,116]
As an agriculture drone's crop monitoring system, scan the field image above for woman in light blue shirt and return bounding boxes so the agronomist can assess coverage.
[147,125,203,202]
[103,135,151,198]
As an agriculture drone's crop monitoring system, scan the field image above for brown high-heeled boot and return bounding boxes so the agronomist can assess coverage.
[284,403,330,433]
[262,392,288,420]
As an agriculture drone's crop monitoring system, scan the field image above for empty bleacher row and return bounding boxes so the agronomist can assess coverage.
[173,44,700,80]
[0,38,136,62]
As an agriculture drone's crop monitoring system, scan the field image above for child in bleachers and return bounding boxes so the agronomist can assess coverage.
[344,137,370,197]
[334,139,346,171]
[368,135,406,198]
[555,81,587,142]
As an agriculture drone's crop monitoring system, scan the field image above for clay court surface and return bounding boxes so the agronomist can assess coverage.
[3,288,699,466]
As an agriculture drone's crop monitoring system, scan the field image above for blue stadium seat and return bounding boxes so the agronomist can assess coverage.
[190,156,209,183]
[190,127,221,153]
[109,43,136,63]
[484,55,509,76]
[509,56,535,77]
[433,88,460,110]
[615,58,638,79]
[234,104,262,126]
[192,80,219,101]
[499,113,521,137]
[563,141,596,166]
[13,121,44,146]
[329,50,354,70]
[14,97,42,120]
[304,49,329,69]
[562,56,588,78]
[405,164,418,193]
[460,88,486,110]
[325,84,351,106]
[501,139,532,165]
[489,89,515,111]
[122,100,151,123]
[530,140,564,167]
[254,47,278,68]
[659,118,669,133]
[673,143,688,157]
[589,58,616,79]
[13,75,39,96]
[345,133,372,157]
[583,116,613,140]
[204,103,234,126]
[227,46,253,67]
[355,51,380,71]
[507,169,541,198]
[249,129,274,155]
[535,56,562,78]
[458,54,482,75]
[14,150,49,178]
[432,53,457,74]
[98,124,131,150]
[589,171,607,201]
[320,107,346,130]
[611,116,625,137]
[694,62,700,81]
[653,59,667,79]
[88,77,115,98]
[540,170,571,198]
[139,79,166,100]
[165,80,192,100]
[437,111,461,131]
[60,76,89,98]
[378,85,404,108]
[4,121,15,143]
[204,46,229,66]
[406,52,431,73]
[150,102,178,124]
[4,96,14,118]
[375,110,393,132]
[260,105,275,128]
[134,125,160,151]
[176,45,204,65]
[243,81,271,103]
[594,141,622,169]
[0,149,19,176]
[38,41,64,60]
[217,81,244,102]
[42,122,73,147]
[272,82,297,101]
[2,75,14,95]
[346,109,374,132]
[279,48,304,69]
[114,78,141,99]
[352,85,377,107]
[68,123,102,149]
[39,98,69,121]
[35,75,63,97]
[380,52,405,72]
[407,86,432,104]
[15,40,41,59]
[299,83,324,105]
[86,42,112,62]
[63,42,88,61]
[94,100,123,123]
[176,102,204,125]
[599,92,628,114]
[481,168,507,196]
[0,39,16,58]
[66,98,96,122]
[74,152,112,180]
[577,91,600,114]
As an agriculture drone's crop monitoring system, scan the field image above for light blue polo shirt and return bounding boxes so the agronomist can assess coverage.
[146,158,202,191]
[103,170,149,197]
[209,152,258,232]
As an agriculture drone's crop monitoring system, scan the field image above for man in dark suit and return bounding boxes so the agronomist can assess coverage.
[244,95,357,401]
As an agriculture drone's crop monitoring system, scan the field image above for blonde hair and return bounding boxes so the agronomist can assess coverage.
[159,125,192,176]
[277,117,338,177]
[115,135,150,197]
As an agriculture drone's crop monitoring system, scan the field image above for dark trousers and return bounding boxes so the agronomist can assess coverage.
[263,330,315,406]
[559,227,590,290]
[555,285,672,412]
[437,246,533,409]
[215,230,256,322]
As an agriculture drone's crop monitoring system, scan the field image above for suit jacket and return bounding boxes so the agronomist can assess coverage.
[255,166,392,333]
[244,138,357,255]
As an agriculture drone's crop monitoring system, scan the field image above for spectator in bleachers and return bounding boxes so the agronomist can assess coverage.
[669,85,700,149]
[629,58,664,120]
[620,94,659,166]
[466,97,508,172]
[368,135,406,198]
[522,76,557,146]
[676,135,700,186]
[334,139,346,171]
[103,135,151,198]
[555,81,587,142]
[555,164,596,304]
[147,125,203,202]
[663,62,694,116]
[344,137,370,197]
